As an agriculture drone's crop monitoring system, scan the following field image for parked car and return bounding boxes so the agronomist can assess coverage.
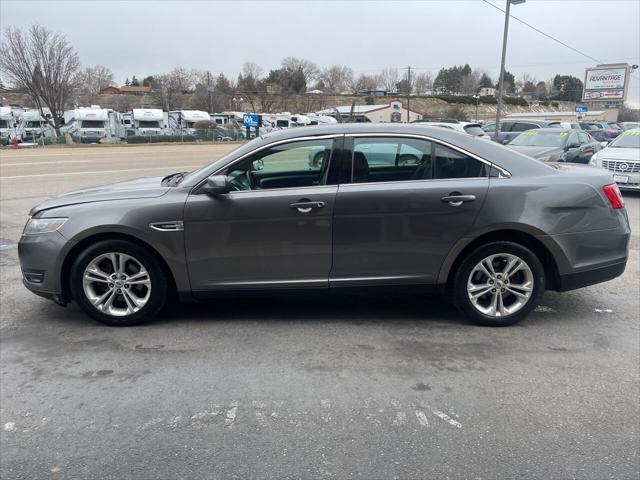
[582,121,621,143]
[460,122,492,140]
[482,119,562,144]
[505,128,601,164]
[414,121,491,140]
[19,124,630,327]
[620,122,640,130]
[590,129,640,191]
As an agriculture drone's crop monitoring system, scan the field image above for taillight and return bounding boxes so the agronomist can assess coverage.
[603,183,624,209]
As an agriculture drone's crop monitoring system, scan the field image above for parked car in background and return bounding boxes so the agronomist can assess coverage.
[582,121,622,143]
[620,122,640,130]
[482,119,562,144]
[590,129,640,191]
[414,120,491,140]
[506,128,601,163]
[19,124,630,328]
[460,122,491,140]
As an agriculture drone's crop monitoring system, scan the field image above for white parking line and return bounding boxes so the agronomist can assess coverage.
[0,165,201,180]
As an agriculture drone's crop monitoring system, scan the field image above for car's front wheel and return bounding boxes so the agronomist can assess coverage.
[452,242,545,326]
[70,240,167,326]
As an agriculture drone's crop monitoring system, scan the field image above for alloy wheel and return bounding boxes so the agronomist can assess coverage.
[82,252,152,317]
[467,253,534,317]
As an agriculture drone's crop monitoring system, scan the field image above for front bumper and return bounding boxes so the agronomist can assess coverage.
[18,231,71,301]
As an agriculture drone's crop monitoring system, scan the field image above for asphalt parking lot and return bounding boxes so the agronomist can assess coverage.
[0,144,638,479]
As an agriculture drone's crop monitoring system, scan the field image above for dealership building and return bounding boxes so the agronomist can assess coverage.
[318,100,422,123]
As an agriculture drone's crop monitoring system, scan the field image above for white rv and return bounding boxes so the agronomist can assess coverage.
[61,106,121,143]
[0,106,19,144]
[261,113,292,129]
[123,109,168,137]
[16,109,56,142]
[168,110,210,135]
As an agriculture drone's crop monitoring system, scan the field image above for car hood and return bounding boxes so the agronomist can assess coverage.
[599,147,640,162]
[507,145,562,159]
[30,176,170,215]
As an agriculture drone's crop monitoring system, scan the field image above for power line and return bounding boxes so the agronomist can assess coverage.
[481,0,640,82]
[480,0,603,64]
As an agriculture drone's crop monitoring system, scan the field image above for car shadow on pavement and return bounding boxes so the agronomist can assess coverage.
[154,290,471,328]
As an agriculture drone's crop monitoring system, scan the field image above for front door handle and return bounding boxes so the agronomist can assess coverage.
[441,194,476,207]
[289,201,325,213]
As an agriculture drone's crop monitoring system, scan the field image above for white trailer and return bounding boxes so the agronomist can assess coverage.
[60,106,121,143]
[0,106,19,145]
[125,109,168,137]
[168,110,210,135]
[16,109,56,143]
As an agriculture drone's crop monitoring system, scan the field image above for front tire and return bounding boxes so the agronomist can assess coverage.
[70,240,167,326]
[452,242,545,326]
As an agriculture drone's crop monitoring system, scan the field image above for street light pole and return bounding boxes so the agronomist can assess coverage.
[494,0,525,141]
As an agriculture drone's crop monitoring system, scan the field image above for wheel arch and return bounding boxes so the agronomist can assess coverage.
[60,232,179,303]
[442,228,562,292]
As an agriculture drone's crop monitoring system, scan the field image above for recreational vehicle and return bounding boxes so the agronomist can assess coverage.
[124,109,168,137]
[0,106,19,145]
[16,109,56,143]
[61,107,121,143]
[168,110,210,135]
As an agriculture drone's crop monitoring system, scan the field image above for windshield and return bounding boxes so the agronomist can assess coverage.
[80,120,105,128]
[508,130,568,147]
[609,131,640,149]
[138,121,160,128]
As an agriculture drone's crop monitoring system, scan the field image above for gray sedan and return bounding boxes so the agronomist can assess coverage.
[18,124,630,327]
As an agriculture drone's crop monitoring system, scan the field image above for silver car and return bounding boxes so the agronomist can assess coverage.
[18,124,630,327]
[590,129,640,190]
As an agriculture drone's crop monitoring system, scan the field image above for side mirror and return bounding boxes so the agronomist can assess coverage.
[566,142,580,150]
[502,139,510,145]
[201,175,230,195]
[600,141,608,148]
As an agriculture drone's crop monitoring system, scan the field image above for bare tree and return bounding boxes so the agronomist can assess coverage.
[74,64,114,97]
[0,24,80,127]
[413,72,433,94]
[319,65,353,93]
[350,73,381,92]
[380,68,399,92]
[242,62,263,81]
[460,71,480,95]
[281,57,319,84]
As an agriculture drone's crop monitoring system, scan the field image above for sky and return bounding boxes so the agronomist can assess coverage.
[2,0,639,106]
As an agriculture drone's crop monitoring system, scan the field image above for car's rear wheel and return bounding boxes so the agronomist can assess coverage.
[452,242,545,326]
[70,240,167,326]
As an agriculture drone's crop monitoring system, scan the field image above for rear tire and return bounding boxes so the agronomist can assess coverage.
[70,240,167,326]
[452,241,545,326]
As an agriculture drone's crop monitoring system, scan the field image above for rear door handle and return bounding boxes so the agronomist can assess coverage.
[289,201,325,213]
[441,194,476,206]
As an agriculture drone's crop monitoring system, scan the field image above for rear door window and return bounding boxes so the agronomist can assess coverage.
[351,137,433,183]
[512,122,538,132]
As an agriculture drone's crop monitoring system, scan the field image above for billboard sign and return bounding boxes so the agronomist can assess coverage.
[583,65,629,102]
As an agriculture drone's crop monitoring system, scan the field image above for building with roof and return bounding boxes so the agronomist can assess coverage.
[99,85,152,95]
[317,100,422,123]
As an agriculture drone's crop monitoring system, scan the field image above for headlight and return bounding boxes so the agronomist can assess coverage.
[589,153,598,166]
[22,217,67,236]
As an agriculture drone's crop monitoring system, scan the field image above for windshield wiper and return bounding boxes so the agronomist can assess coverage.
[162,172,188,186]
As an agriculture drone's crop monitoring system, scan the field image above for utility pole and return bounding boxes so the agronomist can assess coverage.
[495,0,525,140]
[403,66,412,122]
[207,71,212,114]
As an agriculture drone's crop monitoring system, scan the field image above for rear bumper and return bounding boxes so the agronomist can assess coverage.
[556,260,627,292]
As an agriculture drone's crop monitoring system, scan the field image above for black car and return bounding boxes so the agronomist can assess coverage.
[505,128,601,163]
[581,121,622,143]
[482,119,562,144]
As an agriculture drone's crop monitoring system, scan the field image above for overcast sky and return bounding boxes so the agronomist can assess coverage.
[2,0,639,105]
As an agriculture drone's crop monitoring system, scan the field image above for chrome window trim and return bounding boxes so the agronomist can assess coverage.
[190,134,342,194]
[345,132,512,178]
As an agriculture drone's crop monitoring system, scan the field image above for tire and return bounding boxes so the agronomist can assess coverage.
[452,241,545,327]
[69,239,167,326]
